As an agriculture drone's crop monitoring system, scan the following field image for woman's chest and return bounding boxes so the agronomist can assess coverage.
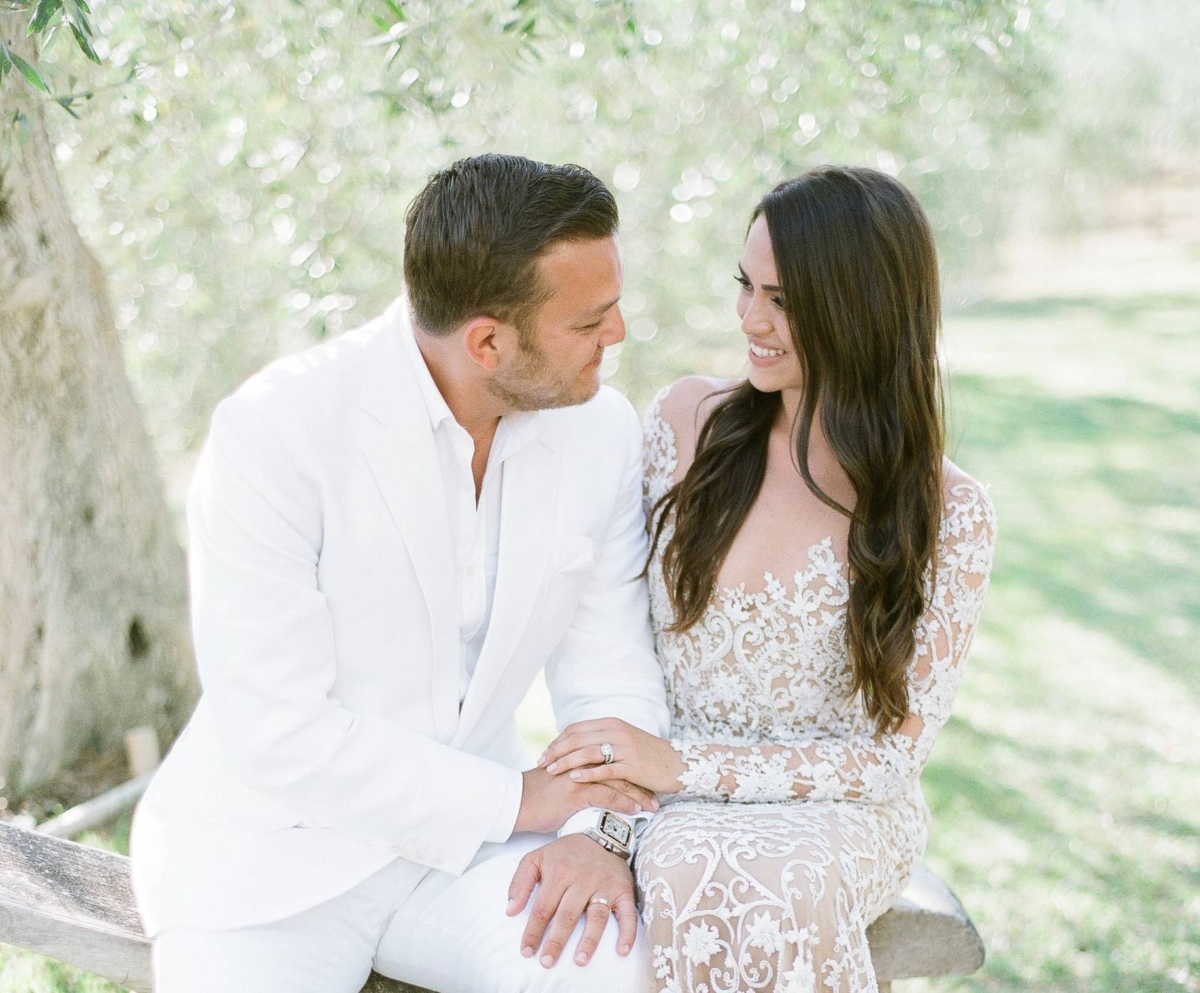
[651,548,861,734]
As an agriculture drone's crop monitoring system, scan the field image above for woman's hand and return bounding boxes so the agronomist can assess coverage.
[538,718,685,796]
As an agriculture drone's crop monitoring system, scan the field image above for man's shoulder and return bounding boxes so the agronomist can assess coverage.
[216,311,394,434]
[237,321,382,406]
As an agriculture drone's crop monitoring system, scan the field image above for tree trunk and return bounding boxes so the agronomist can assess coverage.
[0,16,196,794]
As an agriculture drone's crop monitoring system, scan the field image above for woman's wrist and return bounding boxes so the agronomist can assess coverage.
[654,737,686,795]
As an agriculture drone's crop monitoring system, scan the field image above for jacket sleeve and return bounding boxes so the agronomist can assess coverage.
[543,394,671,738]
[187,393,520,875]
[670,483,996,804]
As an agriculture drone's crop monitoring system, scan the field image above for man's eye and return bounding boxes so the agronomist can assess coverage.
[734,275,751,290]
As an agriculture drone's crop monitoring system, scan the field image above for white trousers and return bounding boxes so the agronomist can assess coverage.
[152,833,647,993]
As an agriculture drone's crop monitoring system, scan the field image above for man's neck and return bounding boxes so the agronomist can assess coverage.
[413,328,507,437]
[413,326,505,500]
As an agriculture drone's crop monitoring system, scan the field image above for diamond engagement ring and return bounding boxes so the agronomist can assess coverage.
[600,743,614,764]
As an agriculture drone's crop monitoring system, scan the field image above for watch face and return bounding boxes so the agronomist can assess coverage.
[599,811,632,847]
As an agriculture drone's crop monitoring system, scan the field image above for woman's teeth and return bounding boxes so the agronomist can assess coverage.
[749,343,785,358]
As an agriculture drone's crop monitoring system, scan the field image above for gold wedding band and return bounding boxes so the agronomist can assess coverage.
[588,896,611,909]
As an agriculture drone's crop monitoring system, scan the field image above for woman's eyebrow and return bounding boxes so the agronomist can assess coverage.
[738,264,781,293]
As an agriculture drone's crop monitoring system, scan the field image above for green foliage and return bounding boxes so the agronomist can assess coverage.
[0,40,49,91]
[0,0,98,95]
[30,0,1056,458]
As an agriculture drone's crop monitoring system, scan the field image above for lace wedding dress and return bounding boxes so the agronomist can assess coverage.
[634,388,996,993]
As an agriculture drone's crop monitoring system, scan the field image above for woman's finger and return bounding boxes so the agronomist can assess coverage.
[569,763,627,784]
[546,744,613,775]
[542,730,613,769]
[563,718,620,738]
[539,719,626,764]
[540,732,589,767]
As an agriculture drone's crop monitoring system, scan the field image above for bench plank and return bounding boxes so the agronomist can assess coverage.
[0,822,983,991]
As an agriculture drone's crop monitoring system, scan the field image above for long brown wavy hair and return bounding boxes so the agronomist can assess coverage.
[650,166,945,733]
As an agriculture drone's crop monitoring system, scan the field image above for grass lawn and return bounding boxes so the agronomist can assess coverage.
[4,233,1197,993]
[909,271,1200,992]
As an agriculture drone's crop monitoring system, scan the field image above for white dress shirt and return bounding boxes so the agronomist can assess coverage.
[399,323,536,841]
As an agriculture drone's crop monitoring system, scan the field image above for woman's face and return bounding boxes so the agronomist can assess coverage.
[737,215,803,396]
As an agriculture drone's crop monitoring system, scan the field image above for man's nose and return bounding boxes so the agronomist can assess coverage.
[602,309,627,347]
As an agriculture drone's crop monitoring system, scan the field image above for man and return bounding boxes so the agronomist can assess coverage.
[131,153,670,992]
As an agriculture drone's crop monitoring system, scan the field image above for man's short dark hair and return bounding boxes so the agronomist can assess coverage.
[403,153,619,336]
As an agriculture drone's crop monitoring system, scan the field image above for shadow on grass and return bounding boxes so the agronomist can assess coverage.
[947,374,1199,692]
[951,293,1200,325]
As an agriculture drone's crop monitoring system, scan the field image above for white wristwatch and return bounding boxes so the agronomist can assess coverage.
[558,808,648,863]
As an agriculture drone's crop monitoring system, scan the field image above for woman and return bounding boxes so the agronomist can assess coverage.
[539,166,996,993]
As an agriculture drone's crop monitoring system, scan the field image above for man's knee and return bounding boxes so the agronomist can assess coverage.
[529,945,645,993]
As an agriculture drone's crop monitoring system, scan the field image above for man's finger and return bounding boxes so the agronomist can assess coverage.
[613,892,639,957]
[589,783,643,815]
[520,882,563,959]
[573,897,614,965]
[598,780,659,812]
[507,853,541,916]
[537,886,590,968]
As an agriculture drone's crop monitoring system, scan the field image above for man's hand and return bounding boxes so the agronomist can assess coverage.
[506,834,638,968]
[513,765,658,835]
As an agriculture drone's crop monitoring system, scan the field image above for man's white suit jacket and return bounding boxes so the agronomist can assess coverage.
[131,298,670,934]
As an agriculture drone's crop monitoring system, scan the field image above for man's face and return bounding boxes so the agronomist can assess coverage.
[488,236,626,411]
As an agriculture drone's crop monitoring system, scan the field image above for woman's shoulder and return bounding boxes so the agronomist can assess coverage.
[647,376,740,450]
[940,457,997,543]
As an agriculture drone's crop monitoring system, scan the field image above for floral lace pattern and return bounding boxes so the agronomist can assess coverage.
[635,386,996,993]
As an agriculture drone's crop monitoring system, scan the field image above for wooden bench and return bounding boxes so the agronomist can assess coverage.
[0,821,984,991]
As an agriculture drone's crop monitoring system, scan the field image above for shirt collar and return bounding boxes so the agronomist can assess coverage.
[397,297,458,433]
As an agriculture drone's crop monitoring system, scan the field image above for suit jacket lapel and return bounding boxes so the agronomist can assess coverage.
[453,437,561,745]
[356,305,460,742]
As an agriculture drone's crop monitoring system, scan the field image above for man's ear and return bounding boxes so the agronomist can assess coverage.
[462,316,507,371]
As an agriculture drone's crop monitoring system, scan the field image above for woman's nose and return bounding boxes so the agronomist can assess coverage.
[740,296,772,334]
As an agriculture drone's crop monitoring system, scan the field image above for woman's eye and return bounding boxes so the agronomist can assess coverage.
[771,296,785,308]
[734,275,751,291]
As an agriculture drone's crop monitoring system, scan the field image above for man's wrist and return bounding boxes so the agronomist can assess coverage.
[558,807,650,863]
[486,767,525,843]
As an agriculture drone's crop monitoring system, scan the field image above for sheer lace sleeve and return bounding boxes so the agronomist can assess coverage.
[670,481,997,804]
[643,386,679,517]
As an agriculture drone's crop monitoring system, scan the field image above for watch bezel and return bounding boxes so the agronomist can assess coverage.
[598,810,633,847]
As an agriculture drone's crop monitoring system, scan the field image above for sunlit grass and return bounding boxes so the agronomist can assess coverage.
[913,287,1200,993]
